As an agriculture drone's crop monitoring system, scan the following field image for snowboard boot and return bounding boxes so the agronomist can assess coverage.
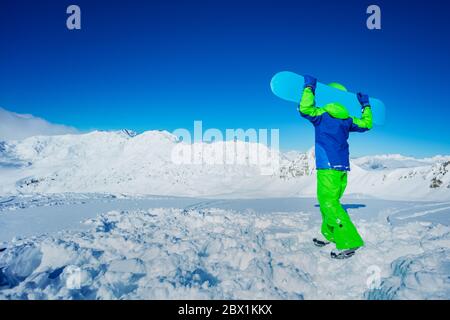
[330,247,360,259]
[313,237,331,247]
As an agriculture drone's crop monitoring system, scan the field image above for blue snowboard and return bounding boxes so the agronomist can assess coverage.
[270,71,386,125]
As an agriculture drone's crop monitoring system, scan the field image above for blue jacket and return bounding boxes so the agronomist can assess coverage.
[299,88,373,171]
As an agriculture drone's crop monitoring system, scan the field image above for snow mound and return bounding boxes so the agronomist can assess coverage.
[366,249,450,299]
[0,207,448,299]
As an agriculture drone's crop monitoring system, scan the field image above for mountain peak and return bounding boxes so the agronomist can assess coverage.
[121,129,137,138]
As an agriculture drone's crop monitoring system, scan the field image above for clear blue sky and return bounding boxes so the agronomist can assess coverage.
[0,0,449,157]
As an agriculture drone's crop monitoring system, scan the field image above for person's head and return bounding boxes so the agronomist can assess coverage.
[328,82,348,92]
[324,82,350,119]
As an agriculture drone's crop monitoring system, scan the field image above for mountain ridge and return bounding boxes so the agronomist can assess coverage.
[0,130,449,200]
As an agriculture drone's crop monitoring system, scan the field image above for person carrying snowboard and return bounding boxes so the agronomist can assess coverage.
[299,75,372,259]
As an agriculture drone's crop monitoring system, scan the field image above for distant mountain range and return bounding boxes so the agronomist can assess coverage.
[1,130,449,200]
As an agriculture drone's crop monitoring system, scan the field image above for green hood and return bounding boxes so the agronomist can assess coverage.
[323,103,350,119]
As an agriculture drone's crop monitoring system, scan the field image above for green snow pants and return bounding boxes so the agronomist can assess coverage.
[317,169,364,250]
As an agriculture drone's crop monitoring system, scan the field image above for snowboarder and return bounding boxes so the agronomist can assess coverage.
[299,75,373,259]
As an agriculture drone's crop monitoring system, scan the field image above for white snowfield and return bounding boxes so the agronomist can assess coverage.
[0,196,449,300]
[0,131,449,300]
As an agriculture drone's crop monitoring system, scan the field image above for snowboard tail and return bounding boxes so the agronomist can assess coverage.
[270,71,386,125]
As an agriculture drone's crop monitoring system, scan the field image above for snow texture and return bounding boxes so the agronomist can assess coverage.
[0,196,449,300]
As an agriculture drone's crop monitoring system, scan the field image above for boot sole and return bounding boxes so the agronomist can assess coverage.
[313,238,331,247]
[330,248,359,259]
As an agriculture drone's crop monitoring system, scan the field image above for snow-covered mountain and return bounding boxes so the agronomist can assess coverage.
[352,154,433,170]
[0,130,449,200]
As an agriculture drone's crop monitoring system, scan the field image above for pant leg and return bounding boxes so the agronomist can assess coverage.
[339,171,347,198]
[317,169,336,242]
[317,169,364,250]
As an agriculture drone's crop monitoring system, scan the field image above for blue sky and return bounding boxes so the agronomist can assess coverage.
[0,0,449,157]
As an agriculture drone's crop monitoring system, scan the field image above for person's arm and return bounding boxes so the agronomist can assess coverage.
[350,106,373,132]
[298,75,325,125]
[350,92,373,132]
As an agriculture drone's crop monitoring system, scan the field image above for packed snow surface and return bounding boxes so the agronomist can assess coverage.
[0,195,449,300]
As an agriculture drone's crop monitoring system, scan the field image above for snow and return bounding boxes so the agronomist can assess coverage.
[352,154,433,170]
[0,131,449,300]
[0,108,77,141]
[0,131,449,200]
[0,195,449,300]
